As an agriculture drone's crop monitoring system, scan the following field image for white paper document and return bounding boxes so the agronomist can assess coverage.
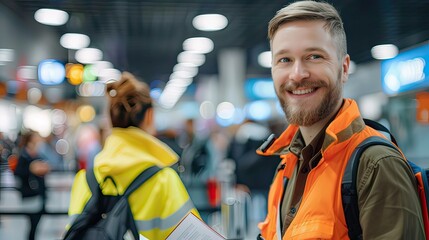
[166,212,226,240]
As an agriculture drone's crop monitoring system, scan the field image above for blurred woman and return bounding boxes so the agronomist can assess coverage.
[66,72,199,239]
[15,130,51,240]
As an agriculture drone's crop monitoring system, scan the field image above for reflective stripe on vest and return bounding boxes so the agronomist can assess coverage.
[136,199,194,231]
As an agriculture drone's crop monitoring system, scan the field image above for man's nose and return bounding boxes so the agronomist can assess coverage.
[289,61,310,82]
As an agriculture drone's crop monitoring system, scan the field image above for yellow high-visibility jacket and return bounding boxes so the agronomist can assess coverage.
[67,127,199,240]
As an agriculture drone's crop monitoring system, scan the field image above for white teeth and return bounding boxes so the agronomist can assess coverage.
[292,88,315,95]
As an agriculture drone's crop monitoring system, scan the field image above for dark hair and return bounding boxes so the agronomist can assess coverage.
[106,72,152,128]
[18,130,39,148]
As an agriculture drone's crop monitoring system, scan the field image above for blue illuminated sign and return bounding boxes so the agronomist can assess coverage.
[381,44,429,95]
[245,78,276,100]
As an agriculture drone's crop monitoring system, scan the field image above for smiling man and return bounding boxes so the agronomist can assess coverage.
[256,1,425,239]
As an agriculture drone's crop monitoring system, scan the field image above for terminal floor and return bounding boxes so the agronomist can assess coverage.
[0,215,69,240]
[0,171,73,240]
[0,171,261,240]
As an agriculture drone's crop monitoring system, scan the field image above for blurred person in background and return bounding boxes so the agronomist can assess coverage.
[156,128,183,156]
[1,132,17,172]
[226,119,280,228]
[14,130,51,240]
[177,118,217,185]
[66,72,199,239]
[256,1,424,239]
[177,118,196,150]
[37,133,64,171]
[74,124,103,170]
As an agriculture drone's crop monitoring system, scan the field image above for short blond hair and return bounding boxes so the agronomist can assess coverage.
[268,1,347,57]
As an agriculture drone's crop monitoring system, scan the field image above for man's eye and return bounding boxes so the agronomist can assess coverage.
[279,58,290,63]
[309,55,322,60]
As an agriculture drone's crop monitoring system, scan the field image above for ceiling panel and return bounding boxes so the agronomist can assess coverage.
[2,0,429,84]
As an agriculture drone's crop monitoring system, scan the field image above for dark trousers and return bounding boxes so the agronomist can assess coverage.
[27,197,46,240]
[28,213,42,240]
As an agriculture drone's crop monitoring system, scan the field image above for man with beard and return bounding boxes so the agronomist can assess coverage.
[256,1,425,239]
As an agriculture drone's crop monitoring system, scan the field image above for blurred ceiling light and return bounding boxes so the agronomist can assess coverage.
[163,84,187,94]
[183,37,214,54]
[258,51,272,68]
[200,101,215,119]
[371,44,398,60]
[173,63,198,74]
[17,66,37,81]
[0,103,15,133]
[0,49,15,64]
[172,69,197,79]
[23,106,52,137]
[158,83,189,109]
[168,78,193,87]
[177,51,206,66]
[60,33,90,50]
[172,64,198,78]
[75,48,103,64]
[158,100,175,109]
[34,8,69,26]
[98,68,121,82]
[216,101,235,120]
[159,97,181,109]
[93,61,113,76]
[192,14,228,31]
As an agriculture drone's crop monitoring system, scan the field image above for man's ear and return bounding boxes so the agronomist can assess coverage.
[342,54,351,83]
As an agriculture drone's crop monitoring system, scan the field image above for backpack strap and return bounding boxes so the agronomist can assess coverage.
[408,161,429,216]
[342,136,398,240]
[86,168,102,197]
[363,118,398,145]
[87,165,161,197]
[63,169,103,240]
[123,165,161,197]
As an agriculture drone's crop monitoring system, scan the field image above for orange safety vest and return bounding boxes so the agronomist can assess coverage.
[257,99,386,240]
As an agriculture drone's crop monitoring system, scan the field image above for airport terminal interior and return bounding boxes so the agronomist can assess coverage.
[1,0,429,239]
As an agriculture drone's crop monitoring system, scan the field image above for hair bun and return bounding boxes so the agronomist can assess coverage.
[106,71,152,128]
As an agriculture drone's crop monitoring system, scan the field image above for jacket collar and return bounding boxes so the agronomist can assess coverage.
[258,99,365,155]
[94,127,178,176]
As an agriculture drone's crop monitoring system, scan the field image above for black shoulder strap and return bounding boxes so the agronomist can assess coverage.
[342,136,398,240]
[123,165,161,197]
[86,168,101,197]
[363,118,398,146]
[63,169,103,240]
[86,165,161,197]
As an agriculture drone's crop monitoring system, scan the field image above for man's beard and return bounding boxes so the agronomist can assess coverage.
[276,71,343,126]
